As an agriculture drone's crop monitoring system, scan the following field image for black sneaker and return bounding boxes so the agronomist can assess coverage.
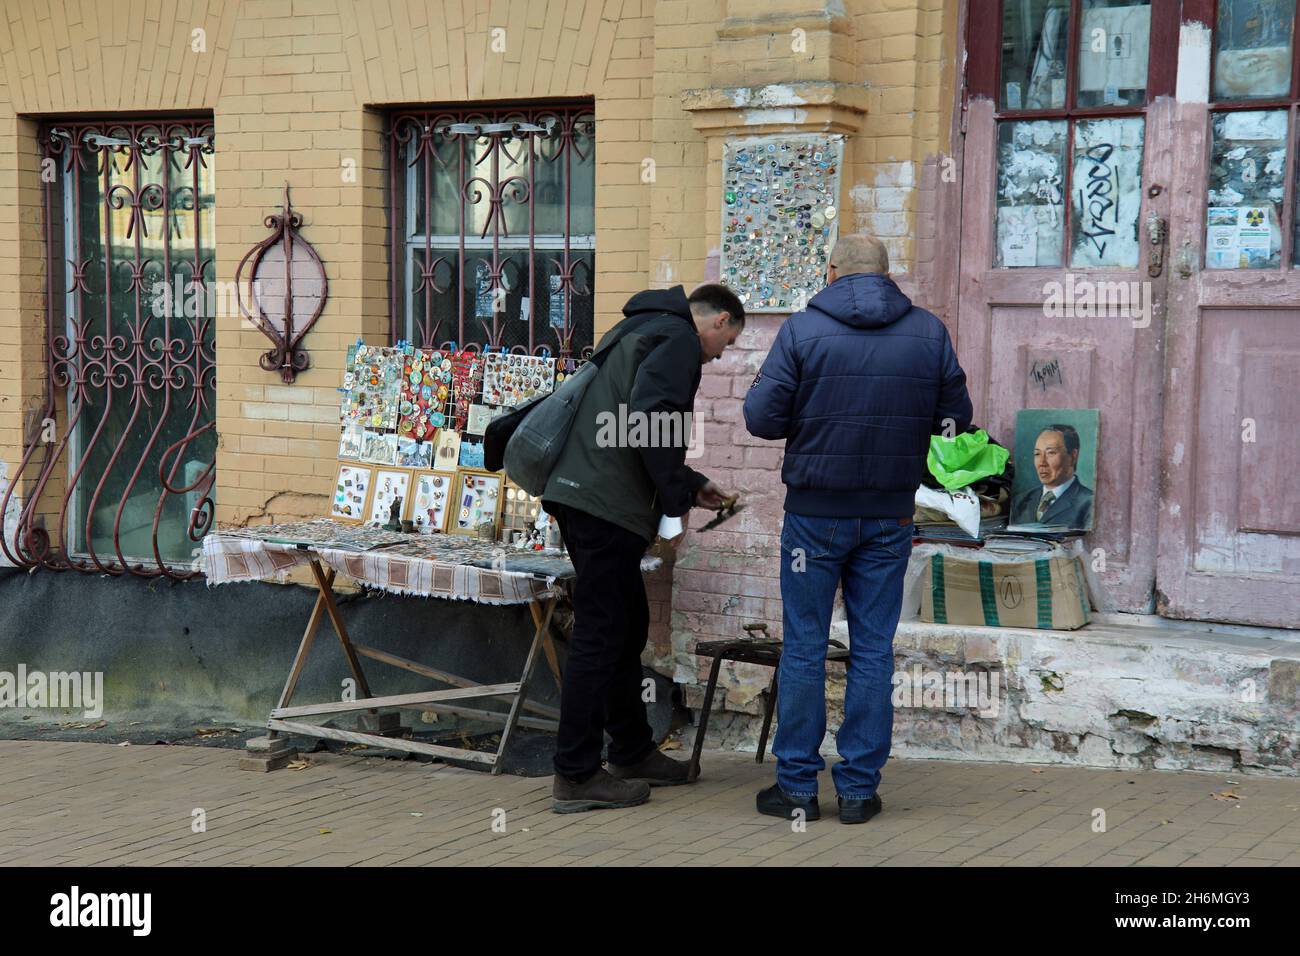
[756,783,821,821]
[552,768,651,814]
[608,748,693,787]
[837,794,882,824]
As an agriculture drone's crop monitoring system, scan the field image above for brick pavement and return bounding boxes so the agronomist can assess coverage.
[1,741,1297,867]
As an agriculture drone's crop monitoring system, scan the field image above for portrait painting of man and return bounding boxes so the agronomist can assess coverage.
[1008,409,1099,532]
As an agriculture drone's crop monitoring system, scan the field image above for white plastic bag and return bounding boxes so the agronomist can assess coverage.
[914,484,981,538]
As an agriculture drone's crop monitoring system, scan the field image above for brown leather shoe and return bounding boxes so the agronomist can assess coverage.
[552,768,651,813]
[607,748,693,787]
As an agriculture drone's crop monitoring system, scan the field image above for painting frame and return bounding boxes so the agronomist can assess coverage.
[1007,408,1100,533]
[408,470,454,535]
[448,468,505,537]
[364,467,414,529]
[330,461,375,525]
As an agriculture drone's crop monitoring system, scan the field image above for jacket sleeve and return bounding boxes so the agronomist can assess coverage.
[742,318,798,440]
[933,327,974,436]
[628,329,710,517]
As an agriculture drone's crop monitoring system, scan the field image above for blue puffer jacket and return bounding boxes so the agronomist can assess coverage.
[742,272,973,518]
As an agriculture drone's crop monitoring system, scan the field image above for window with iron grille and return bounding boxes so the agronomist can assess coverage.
[388,102,595,360]
[0,119,217,578]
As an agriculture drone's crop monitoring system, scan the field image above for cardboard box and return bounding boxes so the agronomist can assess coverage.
[919,551,1091,630]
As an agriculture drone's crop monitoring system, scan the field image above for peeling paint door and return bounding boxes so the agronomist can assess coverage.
[956,1,1179,613]
[1156,1,1300,628]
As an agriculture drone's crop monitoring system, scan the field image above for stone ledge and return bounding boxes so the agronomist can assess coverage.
[715,10,854,41]
[681,615,1298,775]
[857,615,1298,775]
[682,81,870,114]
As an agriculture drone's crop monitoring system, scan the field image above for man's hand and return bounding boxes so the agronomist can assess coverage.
[694,481,731,510]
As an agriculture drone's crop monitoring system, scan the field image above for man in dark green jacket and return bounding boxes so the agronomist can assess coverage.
[544,283,743,813]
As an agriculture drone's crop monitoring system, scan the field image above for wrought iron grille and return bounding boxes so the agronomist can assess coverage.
[389,102,596,359]
[0,118,217,578]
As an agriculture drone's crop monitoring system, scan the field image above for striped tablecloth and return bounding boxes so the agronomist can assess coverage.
[201,532,663,606]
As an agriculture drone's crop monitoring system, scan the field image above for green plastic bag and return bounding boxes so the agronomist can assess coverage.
[927,429,1009,491]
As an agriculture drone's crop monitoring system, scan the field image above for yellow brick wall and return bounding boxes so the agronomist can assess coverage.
[0,0,658,534]
[0,0,958,545]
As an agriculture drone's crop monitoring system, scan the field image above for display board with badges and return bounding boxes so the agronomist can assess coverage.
[331,340,564,546]
[721,133,845,313]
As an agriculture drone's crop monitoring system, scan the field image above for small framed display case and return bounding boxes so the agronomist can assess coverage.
[365,468,413,527]
[500,480,543,539]
[448,468,504,536]
[408,470,453,534]
[330,462,375,524]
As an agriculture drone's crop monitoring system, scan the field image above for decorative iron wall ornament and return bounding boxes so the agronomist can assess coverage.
[236,183,327,383]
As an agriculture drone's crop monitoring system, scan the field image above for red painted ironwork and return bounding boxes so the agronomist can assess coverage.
[0,118,217,578]
[236,183,328,383]
[388,102,596,363]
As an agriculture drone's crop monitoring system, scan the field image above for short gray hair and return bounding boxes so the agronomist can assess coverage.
[831,234,890,275]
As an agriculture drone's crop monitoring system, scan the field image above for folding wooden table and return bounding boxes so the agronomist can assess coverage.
[201,532,574,773]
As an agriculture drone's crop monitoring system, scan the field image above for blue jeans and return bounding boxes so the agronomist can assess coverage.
[774,513,913,799]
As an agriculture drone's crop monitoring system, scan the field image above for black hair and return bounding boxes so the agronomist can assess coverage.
[1046,423,1081,455]
[689,283,746,327]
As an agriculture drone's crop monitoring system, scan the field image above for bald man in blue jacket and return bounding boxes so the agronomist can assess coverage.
[743,234,972,824]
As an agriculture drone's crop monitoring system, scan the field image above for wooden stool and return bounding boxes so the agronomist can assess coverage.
[688,623,849,781]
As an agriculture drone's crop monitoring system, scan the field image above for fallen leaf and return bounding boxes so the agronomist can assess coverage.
[1211,789,1242,801]
[318,828,331,835]
[195,727,239,738]
[660,739,682,751]
[117,741,130,747]
[1030,769,1045,774]
[287,758,312,771]
[1016,788,1037,793]
[409,812,424,818]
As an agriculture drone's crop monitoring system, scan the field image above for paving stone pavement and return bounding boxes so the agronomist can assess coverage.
[1,740,1298,867]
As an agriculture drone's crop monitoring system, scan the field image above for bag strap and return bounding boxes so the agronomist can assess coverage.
[587,311,661,369]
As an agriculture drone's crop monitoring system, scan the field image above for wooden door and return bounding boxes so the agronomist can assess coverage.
[1157,0,1300,628]
[957,1,1181,612]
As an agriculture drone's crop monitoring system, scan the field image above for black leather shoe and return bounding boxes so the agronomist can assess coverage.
[838,794,882,824]
[756,783,820,821]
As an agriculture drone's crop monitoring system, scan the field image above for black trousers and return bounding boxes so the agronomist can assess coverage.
[544,500,655,782]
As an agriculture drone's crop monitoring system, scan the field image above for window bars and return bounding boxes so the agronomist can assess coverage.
[389,103,596,361]
[0,119,217,578]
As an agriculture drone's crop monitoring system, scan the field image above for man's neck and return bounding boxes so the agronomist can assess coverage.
[1042,475,1074,493]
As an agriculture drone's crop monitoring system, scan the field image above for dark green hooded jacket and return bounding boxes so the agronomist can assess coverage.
[542,286,710,542]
